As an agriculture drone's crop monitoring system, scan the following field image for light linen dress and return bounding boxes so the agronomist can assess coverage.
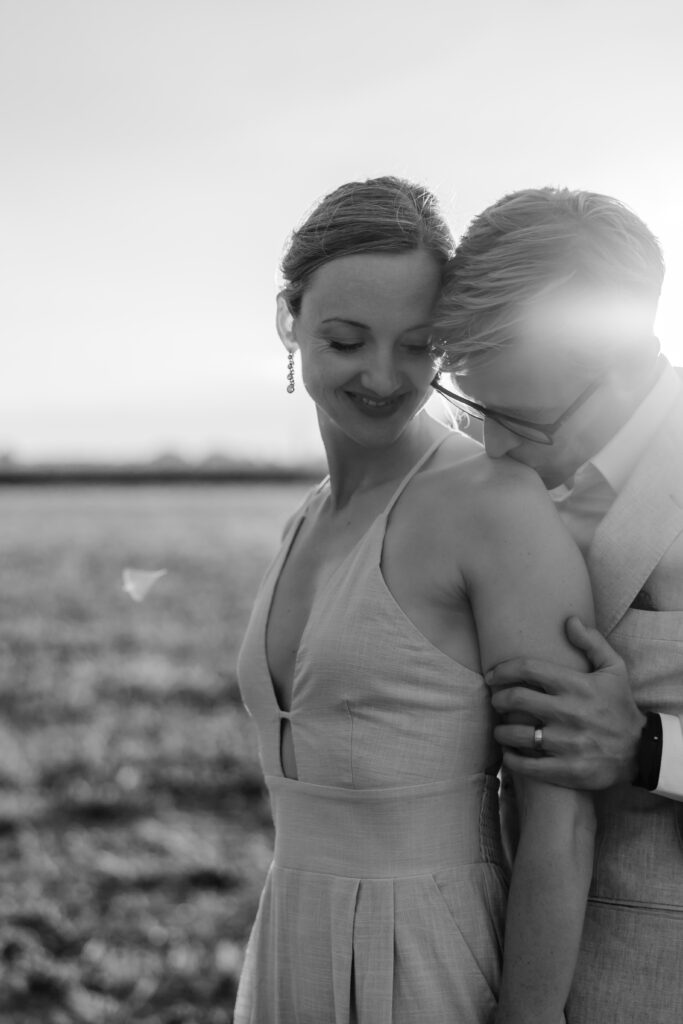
[234,437,506,1023]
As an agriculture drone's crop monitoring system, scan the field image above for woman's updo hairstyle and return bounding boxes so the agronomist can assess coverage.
[280,176,454,316]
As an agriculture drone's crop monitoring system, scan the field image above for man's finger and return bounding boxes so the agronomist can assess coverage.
[565,616,623,672]
[485,657,582,695]
[495,723,546,752]
[502,749,576,785]
[491,686,564,720]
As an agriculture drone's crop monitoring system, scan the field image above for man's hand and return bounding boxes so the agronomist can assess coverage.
[486,616,647,789]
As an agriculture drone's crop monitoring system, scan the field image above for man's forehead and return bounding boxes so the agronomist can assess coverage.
[522,281,656,344]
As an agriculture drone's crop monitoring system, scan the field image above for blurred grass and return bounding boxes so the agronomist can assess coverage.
[0,483,308,1024]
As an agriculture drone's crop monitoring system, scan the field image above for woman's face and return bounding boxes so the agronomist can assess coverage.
[289,249,442,448]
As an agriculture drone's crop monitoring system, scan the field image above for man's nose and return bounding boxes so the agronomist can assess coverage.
[483,418,520,458]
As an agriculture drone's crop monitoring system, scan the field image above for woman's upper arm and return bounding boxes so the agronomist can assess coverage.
[462,464,595,677]
[461,464,597,829]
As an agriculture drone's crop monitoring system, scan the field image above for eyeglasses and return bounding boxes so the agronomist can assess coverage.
[431,374,605,445]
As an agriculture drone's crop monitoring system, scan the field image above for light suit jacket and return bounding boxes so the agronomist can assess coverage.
[567,392,683,1024]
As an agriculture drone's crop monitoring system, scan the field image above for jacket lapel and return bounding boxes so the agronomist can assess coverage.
[586,399,683,635]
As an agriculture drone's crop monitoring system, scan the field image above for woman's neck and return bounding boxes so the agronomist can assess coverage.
[318,411,447,510]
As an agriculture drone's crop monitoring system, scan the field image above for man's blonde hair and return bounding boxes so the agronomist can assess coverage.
[432,188,665,372]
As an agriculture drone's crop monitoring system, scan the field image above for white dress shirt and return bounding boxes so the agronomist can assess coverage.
[551,359,683,799]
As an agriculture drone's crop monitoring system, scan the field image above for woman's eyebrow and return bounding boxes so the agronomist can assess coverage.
[402,322,433,333]
[319,319,433,333]
[320,317,369,328]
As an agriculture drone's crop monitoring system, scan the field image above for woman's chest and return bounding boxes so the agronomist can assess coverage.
[265,515,380,709]
[381,502,480,674]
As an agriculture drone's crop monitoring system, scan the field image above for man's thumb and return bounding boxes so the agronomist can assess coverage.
[565,616,617,670]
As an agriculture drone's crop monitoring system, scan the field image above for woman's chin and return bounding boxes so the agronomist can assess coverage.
[332,415,418,449]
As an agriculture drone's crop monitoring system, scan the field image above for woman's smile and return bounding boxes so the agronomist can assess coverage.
[343,387,410,418]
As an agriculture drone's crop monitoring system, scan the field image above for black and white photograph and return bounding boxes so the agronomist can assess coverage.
[1,2,682,1022]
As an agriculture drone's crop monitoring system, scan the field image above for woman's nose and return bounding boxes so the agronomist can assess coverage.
[359,352,402,396]
[483,418,520,458]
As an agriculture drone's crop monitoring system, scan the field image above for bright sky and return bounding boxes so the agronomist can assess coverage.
[2,0,683,463]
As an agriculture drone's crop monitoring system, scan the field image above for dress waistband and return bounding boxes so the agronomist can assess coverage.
[266,774,502,878]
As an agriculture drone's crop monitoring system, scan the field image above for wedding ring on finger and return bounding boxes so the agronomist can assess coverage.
[533,726,544,754]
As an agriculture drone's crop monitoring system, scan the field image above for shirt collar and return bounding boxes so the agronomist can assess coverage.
[586,357,681,494]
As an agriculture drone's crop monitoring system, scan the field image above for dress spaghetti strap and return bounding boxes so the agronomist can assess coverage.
[284,474,331,535]
[382,433,452,520]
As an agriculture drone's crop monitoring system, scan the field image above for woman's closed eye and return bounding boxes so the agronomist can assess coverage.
[322,329,431,354]
[326,337,364,351]
[401,329,432,354]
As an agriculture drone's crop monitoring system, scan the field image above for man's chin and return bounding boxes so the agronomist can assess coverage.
[509,455,565,489]
[536,467,569,489]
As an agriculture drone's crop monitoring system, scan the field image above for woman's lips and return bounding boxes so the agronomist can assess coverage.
[344,390,409,418]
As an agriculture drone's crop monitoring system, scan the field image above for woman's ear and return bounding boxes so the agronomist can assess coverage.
[276,292,298,354]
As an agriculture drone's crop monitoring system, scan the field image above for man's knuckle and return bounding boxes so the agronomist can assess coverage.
[566,708,588,731]
[578,736,593,759]
[563,732,579,754]
[576,678,593,698]
[492,692,508,712]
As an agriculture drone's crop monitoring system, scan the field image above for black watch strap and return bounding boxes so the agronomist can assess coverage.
[632,712,663,791]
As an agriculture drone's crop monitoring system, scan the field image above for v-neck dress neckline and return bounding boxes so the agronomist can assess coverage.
[261,434,458,721]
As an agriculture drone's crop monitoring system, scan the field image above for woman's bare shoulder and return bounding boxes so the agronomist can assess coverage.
[423,445,581,587]
[431,439,550,513]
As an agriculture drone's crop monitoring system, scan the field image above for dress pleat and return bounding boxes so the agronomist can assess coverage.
[352,878,395,1024]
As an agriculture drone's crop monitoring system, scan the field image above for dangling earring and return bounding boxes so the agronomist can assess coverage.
[286,351,295,394]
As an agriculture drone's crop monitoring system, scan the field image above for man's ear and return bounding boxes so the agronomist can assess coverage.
[645,333,661,361]
[610,332,662,392]
[276,292,298,354]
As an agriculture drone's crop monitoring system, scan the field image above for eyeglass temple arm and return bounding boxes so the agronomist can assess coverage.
[431,379,485,413]
[552,376,605,430]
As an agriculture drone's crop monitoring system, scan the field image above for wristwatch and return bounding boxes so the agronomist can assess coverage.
[632,712,663,790]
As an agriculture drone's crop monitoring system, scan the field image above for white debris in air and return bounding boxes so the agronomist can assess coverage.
[122,568,168,602]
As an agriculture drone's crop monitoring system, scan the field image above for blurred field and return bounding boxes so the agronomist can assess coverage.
[0,483,309,1024]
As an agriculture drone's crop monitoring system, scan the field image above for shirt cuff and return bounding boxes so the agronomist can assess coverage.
[654,713,683,801]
